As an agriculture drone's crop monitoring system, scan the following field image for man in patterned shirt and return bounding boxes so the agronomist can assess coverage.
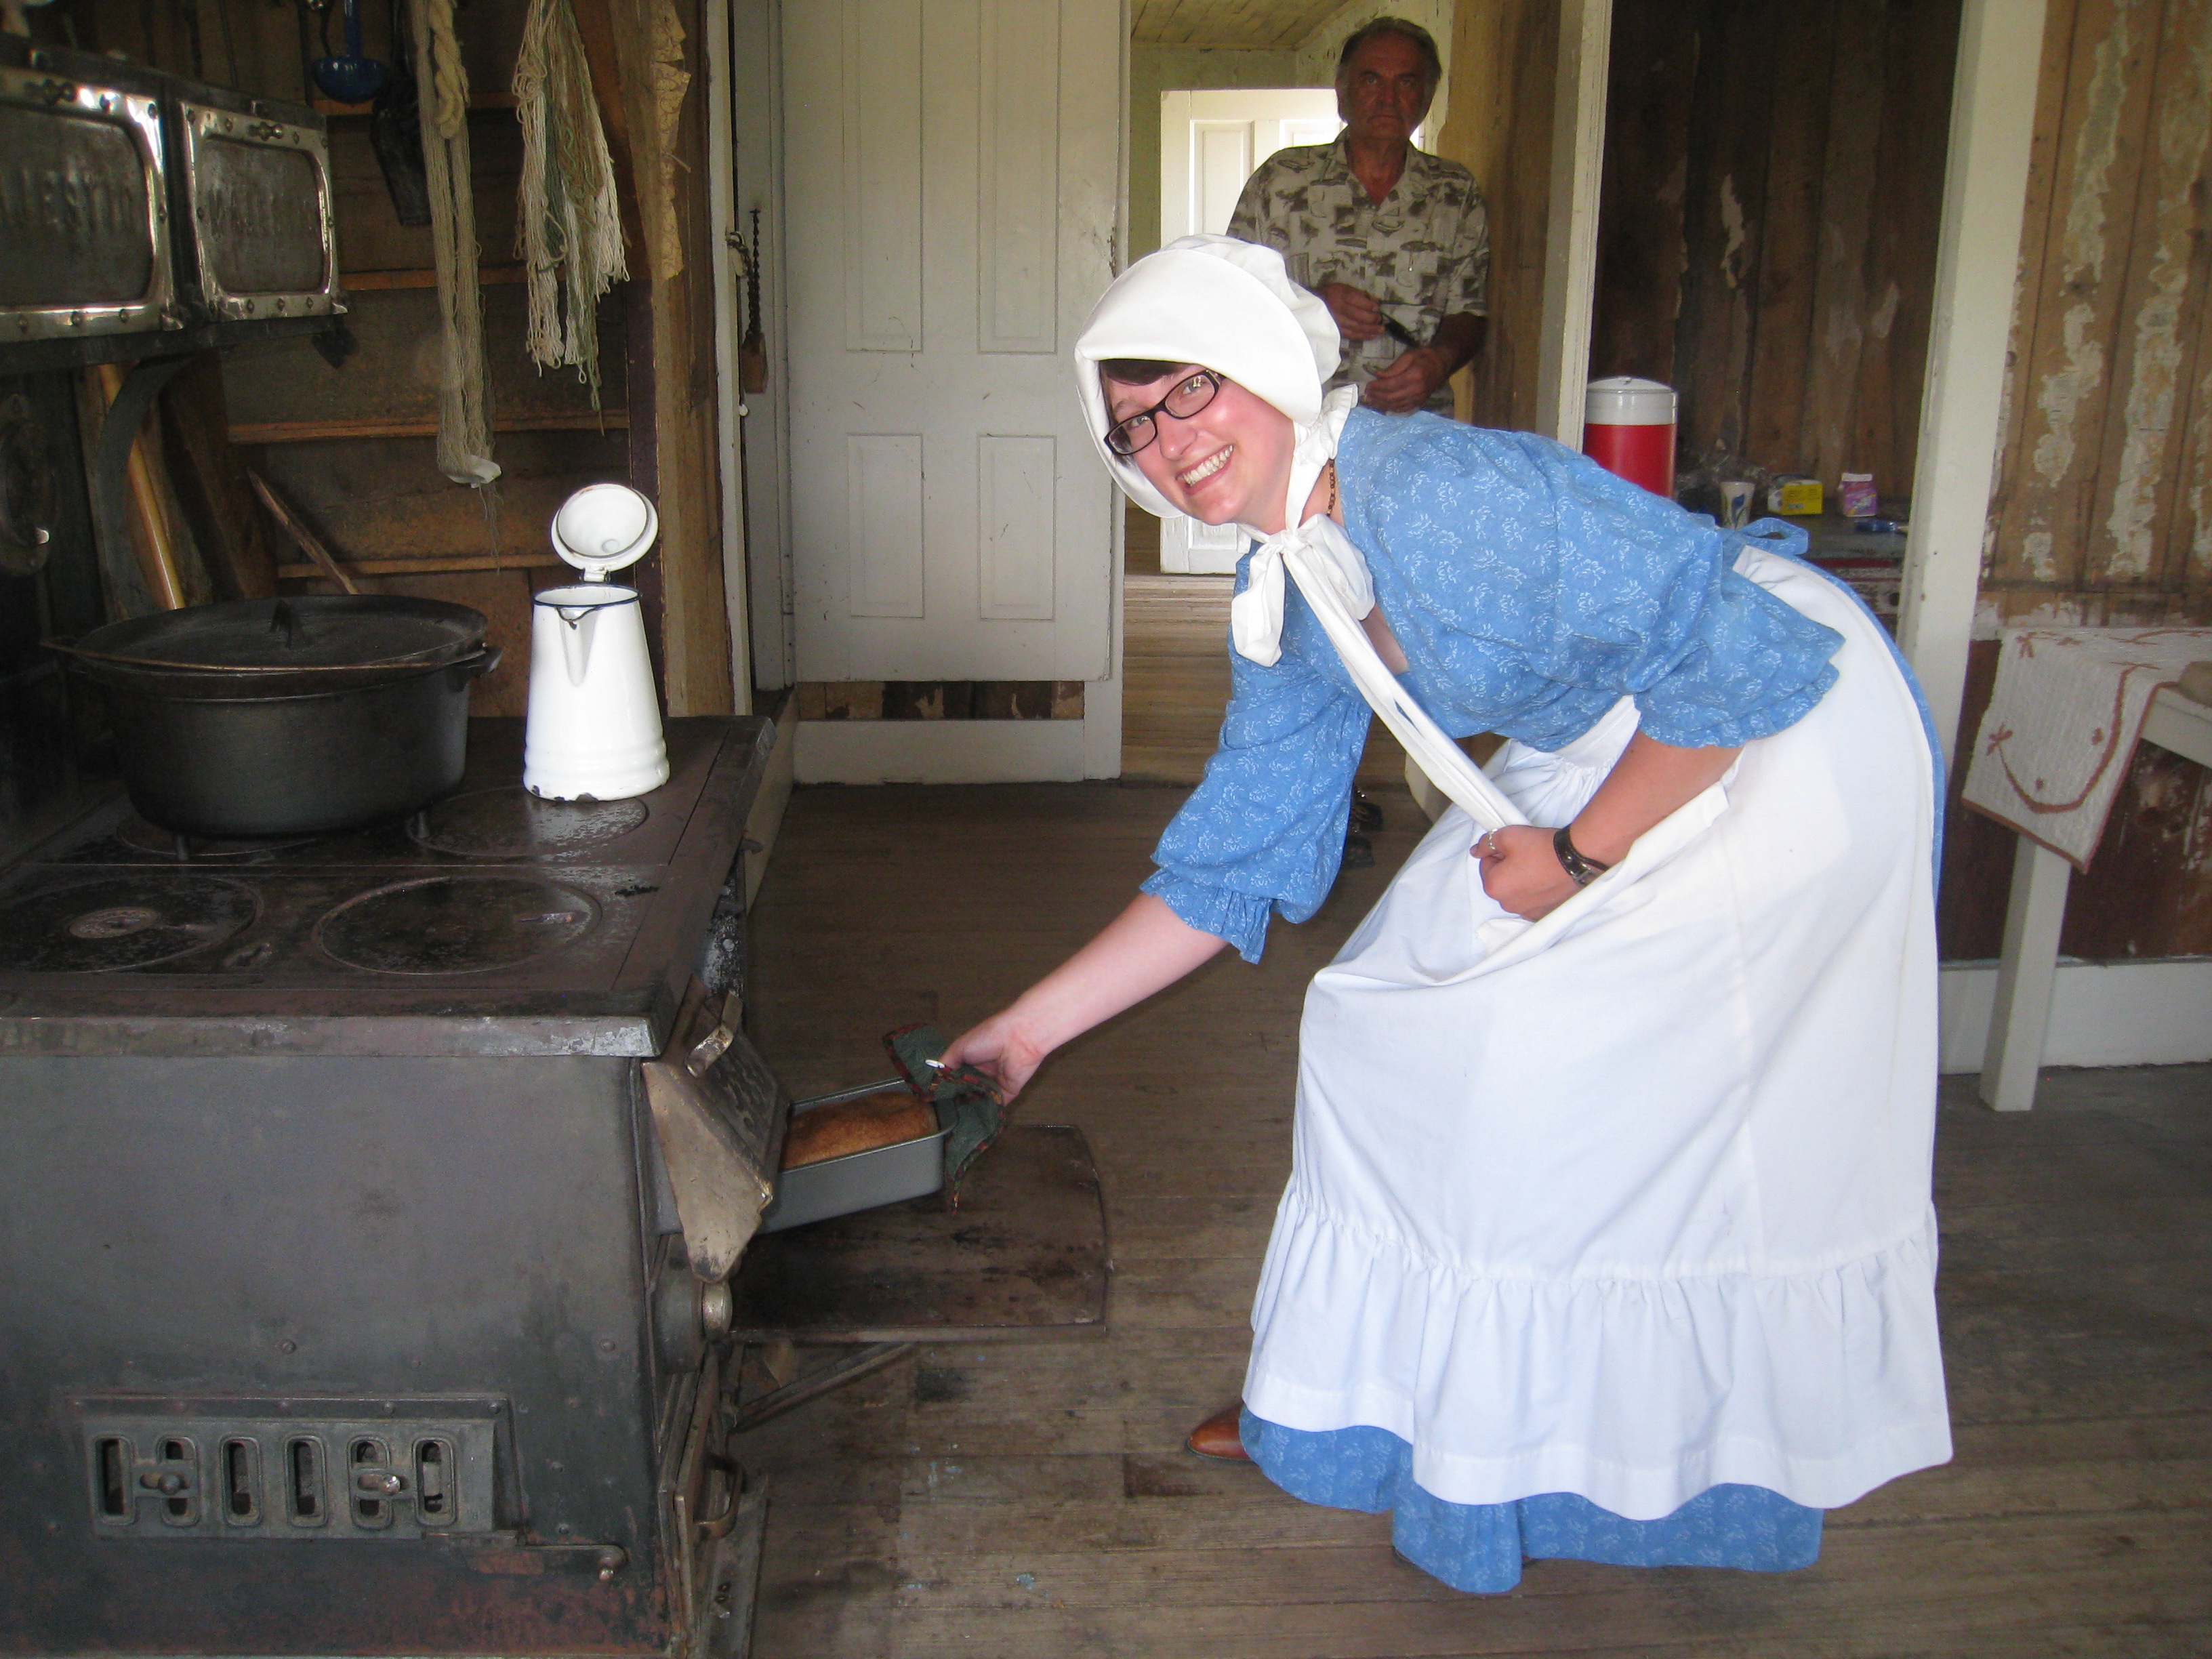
[1227,18,1488,417]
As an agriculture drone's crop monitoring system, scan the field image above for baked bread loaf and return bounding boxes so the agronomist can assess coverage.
[782,1088,937,1168]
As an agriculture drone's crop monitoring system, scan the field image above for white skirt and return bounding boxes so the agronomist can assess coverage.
[1244,546,1952,1519]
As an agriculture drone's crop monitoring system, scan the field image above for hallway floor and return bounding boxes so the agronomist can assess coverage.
[741,779,2212,1658]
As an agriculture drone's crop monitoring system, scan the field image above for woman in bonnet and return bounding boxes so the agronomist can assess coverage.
[943,237,1950,1593]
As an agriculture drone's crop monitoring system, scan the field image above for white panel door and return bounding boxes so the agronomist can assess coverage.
[1156,89,1340,573]
[1158,89,1343,241]
[781,0,1122,689]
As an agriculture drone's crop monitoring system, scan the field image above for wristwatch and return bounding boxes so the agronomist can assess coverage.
[1553,825,1612,887]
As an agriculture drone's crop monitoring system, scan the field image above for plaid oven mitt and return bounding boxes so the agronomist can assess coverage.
[883,1023,1006,1208]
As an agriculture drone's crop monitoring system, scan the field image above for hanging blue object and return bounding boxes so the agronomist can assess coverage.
[312,0,388,102]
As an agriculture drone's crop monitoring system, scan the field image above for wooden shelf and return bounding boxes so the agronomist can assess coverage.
[276,553,566,580]
[314,91,516,117]
[342,265,529,291]
[230,411,630,445]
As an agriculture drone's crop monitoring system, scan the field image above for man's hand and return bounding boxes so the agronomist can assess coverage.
[1361,345,1454,413]
[1317,282,1385,342]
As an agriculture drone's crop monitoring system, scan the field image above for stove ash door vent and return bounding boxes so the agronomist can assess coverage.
[75,1399,499,1540]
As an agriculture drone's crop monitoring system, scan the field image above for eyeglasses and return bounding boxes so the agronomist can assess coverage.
[1105,369,1223,457]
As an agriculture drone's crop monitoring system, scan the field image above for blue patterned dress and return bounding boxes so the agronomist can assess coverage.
[1145,411,1902,1592]
[1143,411,1847,964]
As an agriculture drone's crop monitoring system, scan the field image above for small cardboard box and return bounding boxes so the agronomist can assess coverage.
[1768,476,1824,516]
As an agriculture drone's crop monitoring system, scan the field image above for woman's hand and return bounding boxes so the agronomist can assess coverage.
[939,1010,1052,1102]
[937,894,1230,1103]
[1473,824,1578,920]
[1471,734,1744,920]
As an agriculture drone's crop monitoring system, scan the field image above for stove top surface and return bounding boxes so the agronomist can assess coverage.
[0,717,775,1057]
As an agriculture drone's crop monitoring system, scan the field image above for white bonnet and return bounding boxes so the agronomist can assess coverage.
[1071,235,1341,517]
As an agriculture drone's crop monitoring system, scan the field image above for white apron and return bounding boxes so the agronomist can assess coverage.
[1243,537,1950,1519]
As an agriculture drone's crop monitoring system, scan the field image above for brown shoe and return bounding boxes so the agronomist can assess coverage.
[1185,1404,1250,1462]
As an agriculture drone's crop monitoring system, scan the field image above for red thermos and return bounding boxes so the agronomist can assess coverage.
[1582,377,1677,498]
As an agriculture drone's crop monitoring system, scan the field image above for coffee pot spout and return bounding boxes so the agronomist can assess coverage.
[556,605,600,687]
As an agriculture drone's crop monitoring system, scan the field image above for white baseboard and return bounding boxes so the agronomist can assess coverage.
[1938,956,2212,1073]
[796,718,1091,783]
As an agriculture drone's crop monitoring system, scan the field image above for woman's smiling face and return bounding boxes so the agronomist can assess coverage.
[1109,366,1297,533]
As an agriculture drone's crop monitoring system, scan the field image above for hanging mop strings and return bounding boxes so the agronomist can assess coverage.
[427,0,467,135]
[410,0,500,489]
[515,0,628,407]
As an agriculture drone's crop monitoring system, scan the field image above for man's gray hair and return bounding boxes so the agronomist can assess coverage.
[1334,17,1443,84]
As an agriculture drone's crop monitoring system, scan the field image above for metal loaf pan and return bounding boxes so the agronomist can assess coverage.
[757,1080,947,1234]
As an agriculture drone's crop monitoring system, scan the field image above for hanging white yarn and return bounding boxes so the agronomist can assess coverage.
[409,0,499,489]
[514,0,628,407]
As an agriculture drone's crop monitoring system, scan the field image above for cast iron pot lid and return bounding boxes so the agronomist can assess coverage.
[60,596,489,676]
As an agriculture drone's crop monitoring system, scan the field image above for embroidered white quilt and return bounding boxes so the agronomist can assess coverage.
[1961,626,2212,868]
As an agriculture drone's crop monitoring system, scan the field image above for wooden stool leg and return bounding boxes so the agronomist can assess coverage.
[1981,834,2071,1112]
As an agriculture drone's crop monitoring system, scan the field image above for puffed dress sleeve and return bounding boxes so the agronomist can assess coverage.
[1141,583,1372,965]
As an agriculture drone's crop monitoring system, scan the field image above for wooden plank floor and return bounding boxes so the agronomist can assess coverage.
[1122,501,1410,789]
[741,781,2212,1658]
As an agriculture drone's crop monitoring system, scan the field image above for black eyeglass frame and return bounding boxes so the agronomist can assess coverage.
[1104,369,1224,457]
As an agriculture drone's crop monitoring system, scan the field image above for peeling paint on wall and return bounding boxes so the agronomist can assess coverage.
[2102,18,2211,581]
[2106,278,2187,581]
[1992,0,2212,616]
[1969,0,2212,960]
[2025,527,2058,581]
[1824,291,1864,367]
[2058,0,2137,289]
[1719,175,1746,291]
[2032,301,2106,488]
[2190,363,2212,562]
[1870,282,1901,341]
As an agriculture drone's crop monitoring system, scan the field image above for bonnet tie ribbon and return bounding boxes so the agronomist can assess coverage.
[1228,386,1361,666]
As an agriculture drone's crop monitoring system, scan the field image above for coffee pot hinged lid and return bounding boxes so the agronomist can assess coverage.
[550,483,659,582]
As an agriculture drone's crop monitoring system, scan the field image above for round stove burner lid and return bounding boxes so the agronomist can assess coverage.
[0,876,259,972]
[314,876,598,975]
[114,815,321,861]
[410,788,648,859]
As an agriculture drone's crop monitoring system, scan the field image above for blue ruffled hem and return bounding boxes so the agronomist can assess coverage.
[1141,868,1278,963]
[1242,1410,1823,1594]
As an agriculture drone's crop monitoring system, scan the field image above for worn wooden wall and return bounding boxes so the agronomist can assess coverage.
[1589,0,1960,503]
[46,0,730,716]
[597,0,735,716]
[1435,0,1560,432]
[1982,0,2212,630]
[1941,0,2212,960]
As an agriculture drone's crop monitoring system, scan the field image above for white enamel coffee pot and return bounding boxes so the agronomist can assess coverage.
[523,483,672,802]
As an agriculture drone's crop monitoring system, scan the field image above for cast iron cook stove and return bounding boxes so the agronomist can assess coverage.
[0,716,785,1658]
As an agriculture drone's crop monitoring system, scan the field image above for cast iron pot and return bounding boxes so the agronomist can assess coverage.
[55,596,501,838]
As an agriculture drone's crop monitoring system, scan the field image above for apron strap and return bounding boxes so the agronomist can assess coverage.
[1283,521,1528,835]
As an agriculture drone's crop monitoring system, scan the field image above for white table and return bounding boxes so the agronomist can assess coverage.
[1981,684,2212,1110]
